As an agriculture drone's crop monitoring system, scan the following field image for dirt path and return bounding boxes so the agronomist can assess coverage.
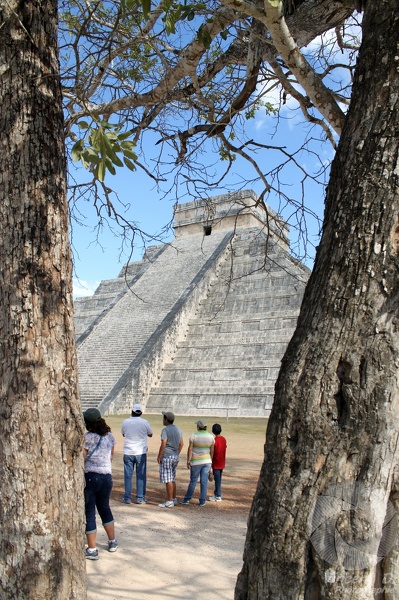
[87,417,266,599]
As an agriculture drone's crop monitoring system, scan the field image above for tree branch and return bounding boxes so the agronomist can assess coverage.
[220,0,346,134]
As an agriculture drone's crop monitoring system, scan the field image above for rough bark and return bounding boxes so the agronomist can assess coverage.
[236,0,399,598]
[285,0,356,47]
[0,1,86,598]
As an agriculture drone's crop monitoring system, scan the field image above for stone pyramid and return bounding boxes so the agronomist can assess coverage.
[74,190,310,417]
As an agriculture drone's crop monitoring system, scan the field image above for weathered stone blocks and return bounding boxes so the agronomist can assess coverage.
[74,191,310,417]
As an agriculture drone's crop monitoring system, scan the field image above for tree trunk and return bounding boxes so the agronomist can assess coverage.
[236,1,399,598]
[0,2,86,598]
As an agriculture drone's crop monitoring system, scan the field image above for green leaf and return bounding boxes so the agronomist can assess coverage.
[89,129,102,152]
[77,121,90,130]
[165,14,176,35]
[197,26,212,49]
[111,152,124,167]
[71,139,84,162]
[117,131,134,141]
[121,140,136,150]
[101,133,123,166]
[83,148,100,160]
[124,157,137,171]
[96,161,106,182]
[105,158,116,175]
[106,131,119,141]
[140,0,151,20]
[123,149,138,160]
[81,149,100,170]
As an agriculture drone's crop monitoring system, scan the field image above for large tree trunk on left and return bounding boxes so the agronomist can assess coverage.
[0,2,86,598]
[236,1,399,598]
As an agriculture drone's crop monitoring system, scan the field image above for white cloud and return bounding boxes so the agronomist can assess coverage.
[73,278,100,298]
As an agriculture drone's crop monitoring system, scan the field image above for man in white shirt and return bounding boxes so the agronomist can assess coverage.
[121,404,153,504]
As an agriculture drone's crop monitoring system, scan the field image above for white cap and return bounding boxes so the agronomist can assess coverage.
[132,403,143,414]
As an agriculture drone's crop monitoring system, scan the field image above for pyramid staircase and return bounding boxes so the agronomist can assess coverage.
[146,228,309,417]
[75,231,233,412]
[74,190,310,416]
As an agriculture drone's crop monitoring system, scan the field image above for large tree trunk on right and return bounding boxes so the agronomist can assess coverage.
[0,1,86,598]
[236,1,399,598]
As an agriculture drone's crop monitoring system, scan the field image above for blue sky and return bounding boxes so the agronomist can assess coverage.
[70,105,331,298]
[71,169,176,296]
[68,16,359,299]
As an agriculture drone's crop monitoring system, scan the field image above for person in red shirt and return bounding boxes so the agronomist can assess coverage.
[207,423,227,502]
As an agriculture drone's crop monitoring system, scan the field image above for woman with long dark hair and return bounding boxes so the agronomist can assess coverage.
[83,408,118,560]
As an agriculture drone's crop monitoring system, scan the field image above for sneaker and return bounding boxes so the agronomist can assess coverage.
[158,500,174,508]
[121,498,131,504]
[173,498,178,505]
[179,499,190,505]
[207,495,222,502]
[135,498,148,504]
[199,502,206,506]
[85,548,99,560]
[108,540,118,552]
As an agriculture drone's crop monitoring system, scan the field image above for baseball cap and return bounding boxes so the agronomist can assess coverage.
[162,411,175,423]
[132,403,143,414]
[195,419,207,428]
[83,408,102,423]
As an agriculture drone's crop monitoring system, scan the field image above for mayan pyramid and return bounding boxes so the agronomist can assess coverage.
[74,190,310,417]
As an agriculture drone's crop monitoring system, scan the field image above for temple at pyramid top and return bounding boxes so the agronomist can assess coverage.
[173,190,289,248]
[75,190,310,417]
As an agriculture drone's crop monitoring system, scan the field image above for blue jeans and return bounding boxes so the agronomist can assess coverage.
[183,464,211,504]
[213,469,223,498]
[123,453,147,502]
[84,472,114,534]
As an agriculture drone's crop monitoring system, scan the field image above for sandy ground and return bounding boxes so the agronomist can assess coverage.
[86,418,266,600]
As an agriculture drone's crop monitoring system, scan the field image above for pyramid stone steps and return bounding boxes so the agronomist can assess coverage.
[186,309,301,325]
[74,190,310,417]
[165,341,290,358]
[149,382,276,395]
[146,202,309,417]
[76,229,233,409]
[146,392,274,417]
[184,318,297,330]
[164,359,282,372]
[74,275,143,337]
[181,333,295,344]
[158,365,281,380]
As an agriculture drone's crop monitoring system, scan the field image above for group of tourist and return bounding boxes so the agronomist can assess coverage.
[83,404,227,560]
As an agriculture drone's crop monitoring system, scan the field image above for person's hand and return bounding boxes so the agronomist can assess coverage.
[187,461,190,470]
